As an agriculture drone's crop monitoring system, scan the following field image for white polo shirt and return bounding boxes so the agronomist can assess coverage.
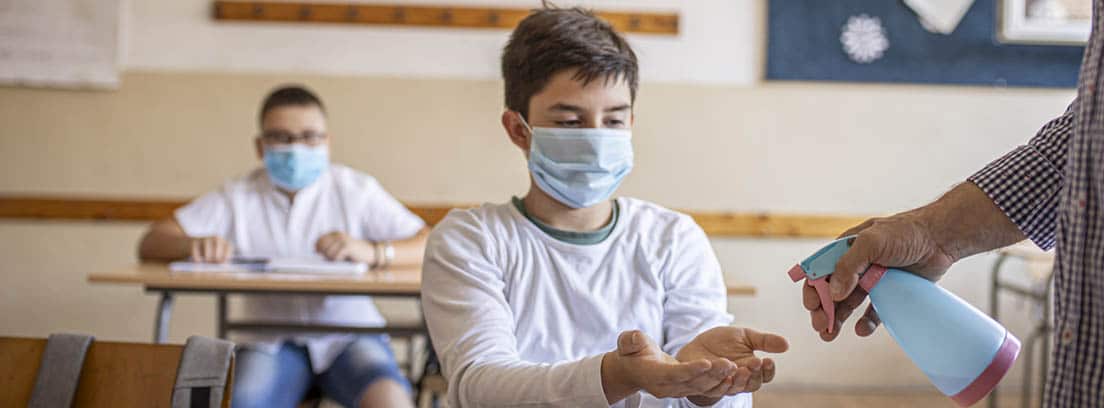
[422,198,749,407]
[175,164,425,372]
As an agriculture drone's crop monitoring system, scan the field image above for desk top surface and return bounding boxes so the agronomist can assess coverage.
[89,264,757,296]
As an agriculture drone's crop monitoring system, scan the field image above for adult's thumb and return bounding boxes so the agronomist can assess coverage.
[831,235,876,301]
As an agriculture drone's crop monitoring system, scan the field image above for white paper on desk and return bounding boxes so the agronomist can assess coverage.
[169,262,261,273]
[266,258,368,275]
[169,258,366,275]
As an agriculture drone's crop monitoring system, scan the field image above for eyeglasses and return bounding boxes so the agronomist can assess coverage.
[259,130,327,145]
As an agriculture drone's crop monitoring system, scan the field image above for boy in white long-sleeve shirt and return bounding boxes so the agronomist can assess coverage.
[421,4,789,407]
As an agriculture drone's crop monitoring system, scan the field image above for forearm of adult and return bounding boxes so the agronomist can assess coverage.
[913,181,1026,263]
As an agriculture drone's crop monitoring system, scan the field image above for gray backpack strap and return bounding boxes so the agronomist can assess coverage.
[171,336,234,408]
[28,333,95,408]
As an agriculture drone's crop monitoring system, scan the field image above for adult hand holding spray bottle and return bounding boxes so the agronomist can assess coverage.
[790,234,1020,407]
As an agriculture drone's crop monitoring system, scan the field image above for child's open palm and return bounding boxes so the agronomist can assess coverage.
[675,326,789,403]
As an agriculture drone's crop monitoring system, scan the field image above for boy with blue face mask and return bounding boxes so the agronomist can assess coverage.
[138,86,425,408]
[421,4,789,408]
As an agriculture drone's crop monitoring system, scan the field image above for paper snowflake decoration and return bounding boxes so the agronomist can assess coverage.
[840,14,889,64]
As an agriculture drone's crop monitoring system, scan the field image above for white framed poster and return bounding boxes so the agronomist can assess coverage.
[1000,0,1091,45]
[0,0,122,90]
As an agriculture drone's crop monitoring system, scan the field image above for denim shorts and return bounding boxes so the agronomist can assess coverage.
[231,335,409,408]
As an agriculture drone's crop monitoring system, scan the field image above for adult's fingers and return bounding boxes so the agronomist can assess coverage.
[802,284,822,311]
[811,309,829,334]
[831,233,879,301]
[828,290,868,334]
[855,304,882,337]
[837,219,876,239]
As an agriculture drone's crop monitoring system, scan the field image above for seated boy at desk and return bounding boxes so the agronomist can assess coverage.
[421,5,788,408]
[138,85,425,408]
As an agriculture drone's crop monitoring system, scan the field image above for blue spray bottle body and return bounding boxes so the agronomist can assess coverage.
[790,237,1020,407]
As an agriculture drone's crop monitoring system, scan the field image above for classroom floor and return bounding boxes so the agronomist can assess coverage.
[752,390,1033,408]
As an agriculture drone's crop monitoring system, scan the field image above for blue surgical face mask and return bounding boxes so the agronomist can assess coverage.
[263,144,329,191]
[520,114,634,209]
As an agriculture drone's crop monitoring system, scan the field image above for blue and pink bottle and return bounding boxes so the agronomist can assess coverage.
[788,236,1020,407]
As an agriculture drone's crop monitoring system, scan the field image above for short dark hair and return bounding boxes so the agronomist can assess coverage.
[258,85,326,124]
[501,2,639,119]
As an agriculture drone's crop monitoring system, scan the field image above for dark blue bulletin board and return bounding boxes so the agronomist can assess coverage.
[766,0,1085,87]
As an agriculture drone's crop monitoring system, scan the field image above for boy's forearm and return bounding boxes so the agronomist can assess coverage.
[388,228,430,267]
[917,182,1026,263]
[138,233,190,261]
[138,220,191,261]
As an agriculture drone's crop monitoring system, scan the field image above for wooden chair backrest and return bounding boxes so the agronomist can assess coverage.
[0,337,232,407]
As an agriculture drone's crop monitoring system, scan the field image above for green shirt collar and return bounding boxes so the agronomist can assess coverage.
[511,196,619,245]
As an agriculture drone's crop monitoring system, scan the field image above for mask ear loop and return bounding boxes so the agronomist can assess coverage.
[513,111,538,156]
[513,111,534,135]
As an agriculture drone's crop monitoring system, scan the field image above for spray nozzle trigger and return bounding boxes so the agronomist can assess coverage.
[788,236,888,334]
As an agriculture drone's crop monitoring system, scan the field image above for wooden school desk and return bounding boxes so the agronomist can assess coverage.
[89,263,756,344]
[88,264,757,389]
[88,264,426,345]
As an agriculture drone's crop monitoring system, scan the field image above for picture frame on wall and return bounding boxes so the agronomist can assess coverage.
[766,0,1085,87]
[999,0,1091,45]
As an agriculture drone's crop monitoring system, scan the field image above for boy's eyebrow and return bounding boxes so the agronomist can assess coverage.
[547,103,633,113]
[548,103,585,113]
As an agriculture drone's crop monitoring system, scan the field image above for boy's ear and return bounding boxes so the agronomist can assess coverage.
[501,110,531,153]
[254,137,264,161]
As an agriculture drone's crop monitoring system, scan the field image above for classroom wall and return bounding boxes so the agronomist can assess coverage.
[124,0,760,85]
[0,0,1076,392]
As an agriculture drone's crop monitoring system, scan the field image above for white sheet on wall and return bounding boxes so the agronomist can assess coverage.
[0,0,121,90]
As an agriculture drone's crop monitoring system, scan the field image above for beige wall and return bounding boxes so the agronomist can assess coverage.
[0,71,1072,390]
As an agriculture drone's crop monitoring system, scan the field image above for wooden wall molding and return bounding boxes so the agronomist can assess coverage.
[0,195,868,239]
[212,1,680,35]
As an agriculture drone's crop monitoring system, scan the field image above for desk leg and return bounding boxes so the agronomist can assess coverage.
[154,291,174,344]
[414,298,426,381]
[988,254,1007,408]
[217,294,228,339]
[1039,279,1053,408]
